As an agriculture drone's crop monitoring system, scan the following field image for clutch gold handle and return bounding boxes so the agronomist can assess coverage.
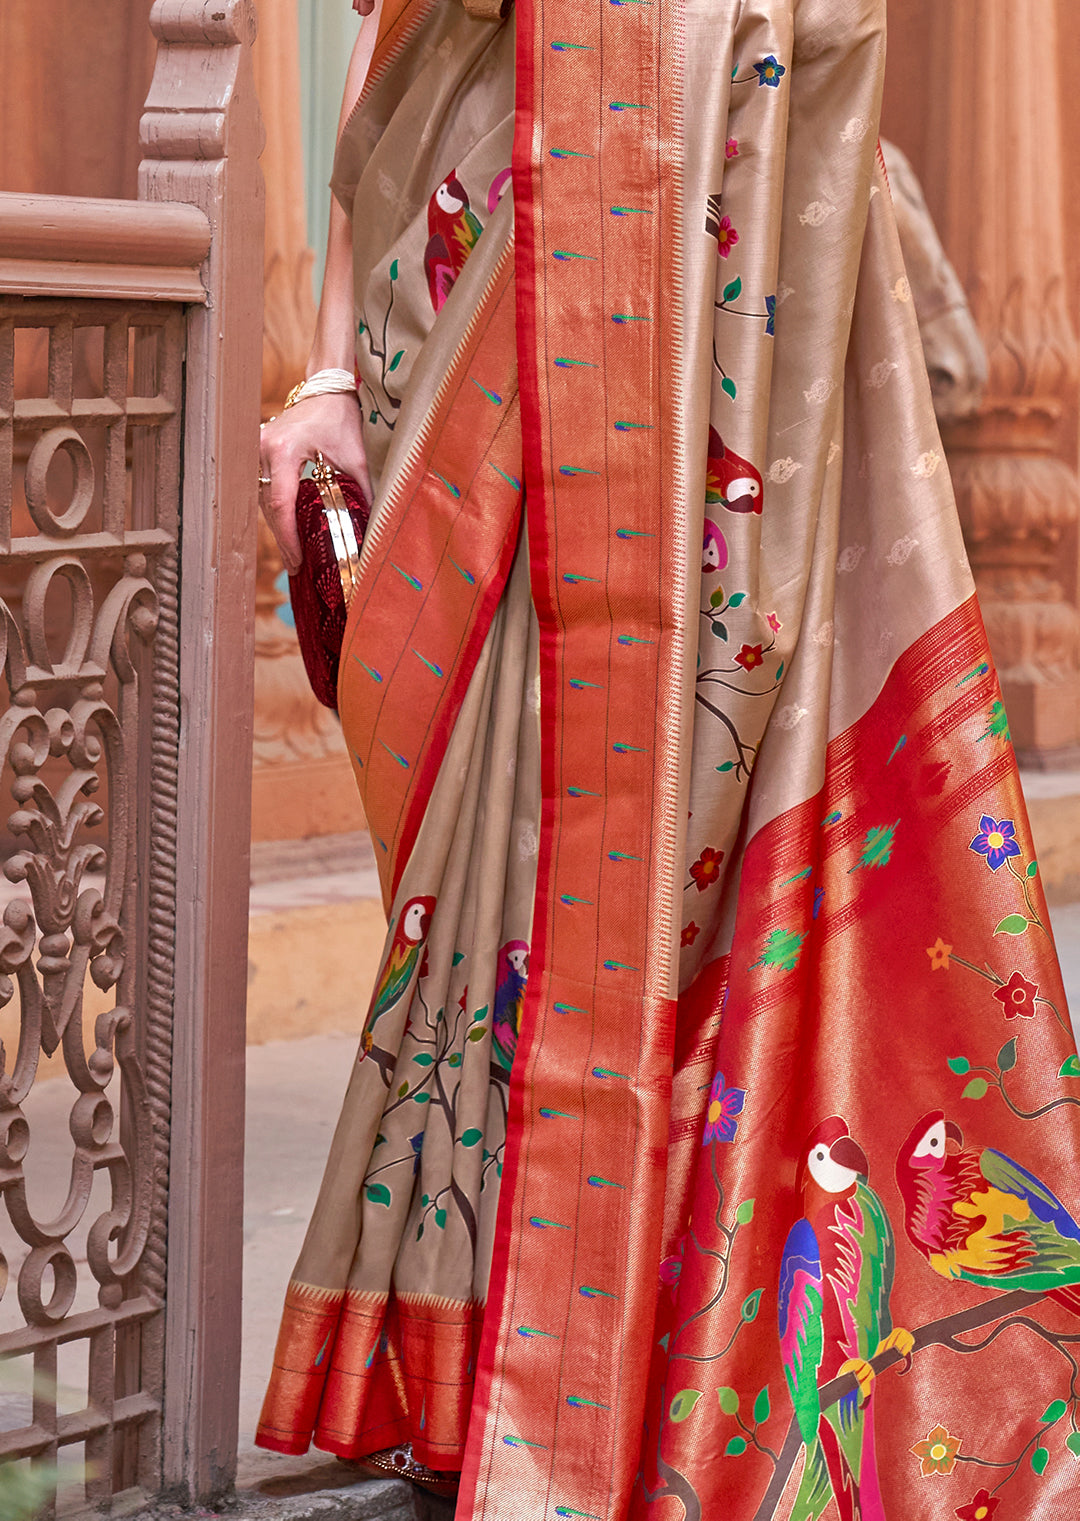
[311,452,362,606]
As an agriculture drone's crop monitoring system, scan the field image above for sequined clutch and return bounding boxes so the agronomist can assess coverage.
[288,453,370,711]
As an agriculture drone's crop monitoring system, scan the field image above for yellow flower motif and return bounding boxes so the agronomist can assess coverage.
[926,938,952,972]
[911,1423,961,1477]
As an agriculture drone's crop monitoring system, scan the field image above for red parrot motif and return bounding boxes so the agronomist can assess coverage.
[702,517,729,574]
[359,895,436,1062]
[706,426,764,514]
[424,169,484,312]
[895,1111,1080,1315]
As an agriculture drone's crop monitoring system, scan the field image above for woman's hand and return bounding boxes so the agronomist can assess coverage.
[259,392,371,574]
[352,0,376,13]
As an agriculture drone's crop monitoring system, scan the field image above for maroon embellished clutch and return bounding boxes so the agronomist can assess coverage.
[288,453,370,711]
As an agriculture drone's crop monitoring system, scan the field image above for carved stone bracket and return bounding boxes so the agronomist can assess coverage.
[923,0,1080,761]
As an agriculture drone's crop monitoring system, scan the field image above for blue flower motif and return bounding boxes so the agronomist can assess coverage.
[410,1133,424,1174]
[969,815,1022,872]
[765,294,777,337]
[754,55,786,89]
[703,1072,746,1145]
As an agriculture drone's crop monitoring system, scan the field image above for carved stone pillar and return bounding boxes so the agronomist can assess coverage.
[250,0,364,837]
[921,0,1080,762]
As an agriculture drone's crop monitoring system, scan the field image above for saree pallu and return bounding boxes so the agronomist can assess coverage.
[258,2,1080,1518]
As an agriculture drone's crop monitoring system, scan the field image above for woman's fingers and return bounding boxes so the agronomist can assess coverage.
[257,394,371,574]
[352,0,376,13]
[261,439,304,573]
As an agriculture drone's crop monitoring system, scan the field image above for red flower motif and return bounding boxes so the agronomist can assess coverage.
[716,215,739,258]
[725,137,740,160]
[993,970,1038,1019]
[955,1491,1000,1521]
[690,847,725,892]
[681,921,701,947]
[766,612,782,633]
[735,643,764,672]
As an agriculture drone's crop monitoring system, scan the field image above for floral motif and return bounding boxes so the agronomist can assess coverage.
[725,137,739,160]
[659,1236,685,1290]
[911,1424,962,1477]
[766,611,782,633]
[754,55,786,88]
[955,1490,1000,1521]
[703,1073,746,1144]
[690,846,725,892]
[716,215,739,258]
[926,937,952,972]
[765,293,776,336]
[681,921,701,948]
[735,643,764,672]
[969,816,1022,872]
[993,969,1038,1020]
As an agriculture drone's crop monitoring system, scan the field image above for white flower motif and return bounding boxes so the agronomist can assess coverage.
[813,621,834,647]
[827,440,842,466]
[775,704,809,730]
[840,117,870,144]
[768,457,803,485]
[804,378,837,406]
[836,544,867,574]
[886,536,920,566]
[892,276,912,304]
[517,823,538,860]
[799,200,838,228]
[867,360,898,390]
[912,450,943,480]
[776,282,796,307]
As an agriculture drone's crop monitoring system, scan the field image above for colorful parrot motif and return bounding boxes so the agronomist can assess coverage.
[896,1111,1080,1314]
[424,169,484,312]
[702,517,729,574]
[778,1118,913,1521]
[706,426,764,515]
[492,939,529,1072]
[359,895,436,1059]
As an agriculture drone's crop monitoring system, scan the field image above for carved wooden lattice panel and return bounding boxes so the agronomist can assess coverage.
[0,299,181,1510]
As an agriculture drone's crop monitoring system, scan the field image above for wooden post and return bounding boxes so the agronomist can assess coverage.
[139,0,263,1501]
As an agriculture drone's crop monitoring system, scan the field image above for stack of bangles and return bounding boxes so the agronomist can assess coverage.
[258,368,359,489]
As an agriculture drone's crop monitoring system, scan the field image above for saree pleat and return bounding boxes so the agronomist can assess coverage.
[259,1,1080,1517]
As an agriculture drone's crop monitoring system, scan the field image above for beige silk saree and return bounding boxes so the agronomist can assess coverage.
[258,3,1080,1519]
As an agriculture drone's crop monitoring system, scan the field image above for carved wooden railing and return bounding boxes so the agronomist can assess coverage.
[0,0,260,1509]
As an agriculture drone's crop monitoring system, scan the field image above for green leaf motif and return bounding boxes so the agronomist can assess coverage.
[448,1052,463,1067]
[434,1208,447,1229]
[725,1437,748,1457]
[473,1005,490,1022]
[1066,1431,1080,1458]
[460,1128,483,1148]
[735,1198,755,1225]
[717,761,735,773]
[721,376,737,400]
[948,1057,971,1075]
[468,1027,488,1042]
[1059,1055,1080,1078]
[997,1038,1018,1073]
[389,258,399,281]
[856,821,898,871]
[775,662,784,679]
[711,621,729,640]
[388,349,405,374]
[1041,1400,1068,1424]
[728,592,747,608]
[717,1388,740,1416]
[365,1183,392,1207]
[962,1078,989,1101]
[995,914,1030,937]
[710,587,727,609]
[753,1386,771,1426]
[397,1082,410,1098]
[1027,861,1039,878]
[413,1052,434,1066]
[669,1389,703,1424]
[752,929,806,974]
[723,277,743,303]
[741,1289,763,1323]
[1031,1446,1050,1476]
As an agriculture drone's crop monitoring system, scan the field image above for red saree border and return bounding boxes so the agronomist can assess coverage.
[339,243,523,906]
[460,0,691,1515]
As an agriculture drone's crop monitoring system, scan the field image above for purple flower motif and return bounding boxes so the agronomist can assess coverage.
[754,56,786,89]
[703,1072,746,1145]
[410,1133,424,1174]
[765,294,777,337]
[969,815,1022,872]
